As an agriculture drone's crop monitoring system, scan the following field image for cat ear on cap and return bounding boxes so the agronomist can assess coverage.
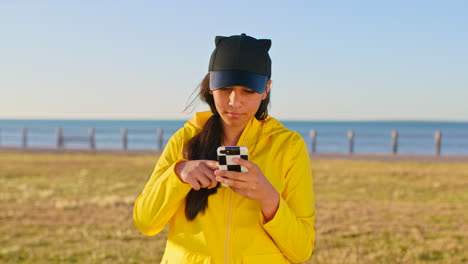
[258,39,271,51]
[215,36,226,46]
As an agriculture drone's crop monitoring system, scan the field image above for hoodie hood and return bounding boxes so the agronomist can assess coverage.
[186,111,290,156]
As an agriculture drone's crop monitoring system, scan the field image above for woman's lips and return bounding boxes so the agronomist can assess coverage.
[226,112,242,118]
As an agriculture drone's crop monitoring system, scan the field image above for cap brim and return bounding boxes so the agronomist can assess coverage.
[210,70,268,93]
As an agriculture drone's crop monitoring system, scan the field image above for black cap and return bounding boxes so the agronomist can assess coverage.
[208,33,272,93]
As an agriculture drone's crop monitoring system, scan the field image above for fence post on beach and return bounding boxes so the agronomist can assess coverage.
[310,130,316,153]
[89,128,95,150]
[392,130,398,154]
[435,130,441,155]
[157,128,164,151]
[56,128,64,148]
[22,128,27,148]
[121,128,128,151]
[348,130,354,154]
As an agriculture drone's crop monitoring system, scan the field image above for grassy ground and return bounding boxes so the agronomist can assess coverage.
[0,153,467,264]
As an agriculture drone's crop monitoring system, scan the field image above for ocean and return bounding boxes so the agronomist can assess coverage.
[1,119,468,155]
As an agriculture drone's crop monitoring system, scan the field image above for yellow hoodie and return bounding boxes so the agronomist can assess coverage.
[133,111,315,264]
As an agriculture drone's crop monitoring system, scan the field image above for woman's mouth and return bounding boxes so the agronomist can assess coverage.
[226,112,242,118]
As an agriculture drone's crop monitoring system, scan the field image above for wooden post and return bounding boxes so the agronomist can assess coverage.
[435,130,441,155]
[157,128,164,151]
[310,130,316,153]
[57,128,63,148]
[121,128,128,150]
[89,128,95,150]
[348,130,354,154]
[392,130,398,154]
[22,128,27,148]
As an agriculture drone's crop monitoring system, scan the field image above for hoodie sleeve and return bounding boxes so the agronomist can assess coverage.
[133,127,192,236]
[261,133,316,263]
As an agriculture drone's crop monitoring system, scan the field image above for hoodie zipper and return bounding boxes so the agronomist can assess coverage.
[223,121,258,264]
[224,188,233,264]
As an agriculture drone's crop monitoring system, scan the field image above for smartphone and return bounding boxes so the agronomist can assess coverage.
[217,146,249,186]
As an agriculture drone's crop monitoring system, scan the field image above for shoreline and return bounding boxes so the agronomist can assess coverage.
[1,146,468,162]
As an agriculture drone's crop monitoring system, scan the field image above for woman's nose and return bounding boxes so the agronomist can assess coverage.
[228,90,242,107]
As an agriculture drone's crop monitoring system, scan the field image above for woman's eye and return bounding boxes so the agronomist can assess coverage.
[244,89,255,94]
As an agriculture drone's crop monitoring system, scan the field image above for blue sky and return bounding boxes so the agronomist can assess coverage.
[1,0,467,120]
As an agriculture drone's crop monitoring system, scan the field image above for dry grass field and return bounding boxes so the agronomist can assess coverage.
[0,152,467,264]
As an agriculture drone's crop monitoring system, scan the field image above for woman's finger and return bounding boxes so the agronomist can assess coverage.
[232,157,258,172]
[205,160,219,170]
[214,170,247,180]
[207,179,218,189]
[188,178,201,190]
[200,162,218,188]
[215,175,250,189]
[214,170,249,182]
[197,173,212,188]
[203,166,218,189]
[200,163,217,180]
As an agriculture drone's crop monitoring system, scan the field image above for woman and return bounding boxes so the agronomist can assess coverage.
[133,33,315,263]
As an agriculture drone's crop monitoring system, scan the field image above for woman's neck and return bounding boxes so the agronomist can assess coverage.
[222,124,245,146]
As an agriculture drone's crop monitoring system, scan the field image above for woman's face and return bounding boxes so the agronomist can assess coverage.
[210,81,270,130]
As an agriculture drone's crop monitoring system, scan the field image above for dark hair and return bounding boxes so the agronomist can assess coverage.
[184,73,270,220]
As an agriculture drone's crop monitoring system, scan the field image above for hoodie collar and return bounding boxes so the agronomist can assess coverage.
[188,111,268,156]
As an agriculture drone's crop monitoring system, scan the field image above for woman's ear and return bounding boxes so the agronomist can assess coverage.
[262,80,271,100]
[209,90,213,95]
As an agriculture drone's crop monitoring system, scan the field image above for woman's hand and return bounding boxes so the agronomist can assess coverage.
[214,158,280,221]
[175,160,219,190]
